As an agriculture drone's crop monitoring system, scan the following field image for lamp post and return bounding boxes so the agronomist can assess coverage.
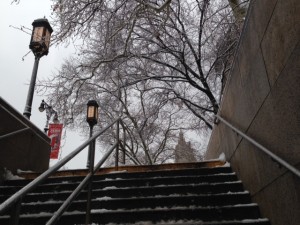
[23,18,53,119]
[38,100,59,133]
[85,100,99,224]
[86,100,99,168]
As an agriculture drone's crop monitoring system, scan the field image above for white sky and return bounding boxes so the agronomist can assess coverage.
[0,1,208,171]
[0,0,100,170]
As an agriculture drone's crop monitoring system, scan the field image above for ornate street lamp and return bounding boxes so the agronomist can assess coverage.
[86,100,99,168]
[39,100,59,133]
[23,18,53,119]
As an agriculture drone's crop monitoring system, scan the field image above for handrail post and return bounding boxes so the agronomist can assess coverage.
[119,119,126,165]
[115,119,120,168]
[9,198,22,225]
[122,122,126,165]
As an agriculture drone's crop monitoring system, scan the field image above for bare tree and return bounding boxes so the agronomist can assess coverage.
[45,0,240,124]
[37,0,241,164]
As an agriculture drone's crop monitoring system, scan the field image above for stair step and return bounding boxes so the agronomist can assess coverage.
[91,204,262,223]
[0,173,238,196]
[0,204,265,225]
[0,180,245,204]
[14,192,251,214]
[138,218,270,225]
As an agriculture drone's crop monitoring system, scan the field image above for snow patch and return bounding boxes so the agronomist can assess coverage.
[218,152,226,162]
[108,170,128,174]
[3,168,24,180]
[102,186,118,190]
[221,161,231,167]
[96,196,112,200]
[16,169,34,174]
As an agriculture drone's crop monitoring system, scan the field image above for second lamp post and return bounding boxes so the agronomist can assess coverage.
[86,100,99,169]
[38,100,59,133]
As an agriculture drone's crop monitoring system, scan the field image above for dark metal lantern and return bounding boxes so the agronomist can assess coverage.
[29,18,53,57]
[86,100,99,126]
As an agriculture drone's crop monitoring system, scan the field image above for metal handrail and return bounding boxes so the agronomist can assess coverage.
[0,117,122,225]
[1,104,49,145]
[0,127,30,140]
[215,115,300,178]
[46,143,117,225]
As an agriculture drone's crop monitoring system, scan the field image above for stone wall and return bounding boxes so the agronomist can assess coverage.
[0,97,50,178]
[205,0,300,224]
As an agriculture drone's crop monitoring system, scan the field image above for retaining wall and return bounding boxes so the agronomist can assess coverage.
[205,0,300,224]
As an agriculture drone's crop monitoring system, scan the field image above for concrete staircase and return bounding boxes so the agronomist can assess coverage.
[0,163,270,224]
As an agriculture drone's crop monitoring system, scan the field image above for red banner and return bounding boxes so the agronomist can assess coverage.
[47,124,63,159]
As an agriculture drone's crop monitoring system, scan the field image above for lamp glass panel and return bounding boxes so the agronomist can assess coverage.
[87,107,95,119]
[95,108,99,121]
[44,29,51,48]
[32,26,44,42]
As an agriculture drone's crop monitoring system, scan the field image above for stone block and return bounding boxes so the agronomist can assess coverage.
[248,0,278,42]
[231,138,289,194]
[261,0,300,86]
[252,171,300,225]
[219,121,242,159]
[205,123,221,159]
[236,48,270,127]
[246,41,300,165]
[0,97,50,173]
[206,1,300,224]
[230,139,263,191]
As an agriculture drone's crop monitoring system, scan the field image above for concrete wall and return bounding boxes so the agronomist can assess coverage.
[0,97,50,178]
[205,0,300,224]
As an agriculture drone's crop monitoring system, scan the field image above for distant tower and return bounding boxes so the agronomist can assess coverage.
[174,131,196,163]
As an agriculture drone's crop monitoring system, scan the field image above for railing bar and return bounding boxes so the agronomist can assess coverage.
[94,143,117,173]
[216,115,300,178]
[9,198,21,225]
[121,146,140,166]
[0,118,120,214]
[119,120,128,165]
[115,120,120,168]
[46,173,92,225]
[0,104,49,145]
[0,128,30,140]
[48,142,118,224]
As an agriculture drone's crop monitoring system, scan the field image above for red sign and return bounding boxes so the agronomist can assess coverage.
[48,124,63,159]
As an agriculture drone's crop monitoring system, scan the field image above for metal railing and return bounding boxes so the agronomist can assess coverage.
[0,117,127,225]
[0,128,30,140]
[215,115,300,179]
[0,103,48,144]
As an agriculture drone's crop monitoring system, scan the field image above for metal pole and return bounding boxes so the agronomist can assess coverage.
[9,198,22,225]
[23,56,40,119]
[44,115,50,133]
[122,128,126,165]
[115,120,120,168]
[120,120,126,165]
[85,124,95,225]
[86,125,94,168]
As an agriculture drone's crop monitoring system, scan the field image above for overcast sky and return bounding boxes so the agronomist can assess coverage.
[0,0,98,169]
[0,1,208,172]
